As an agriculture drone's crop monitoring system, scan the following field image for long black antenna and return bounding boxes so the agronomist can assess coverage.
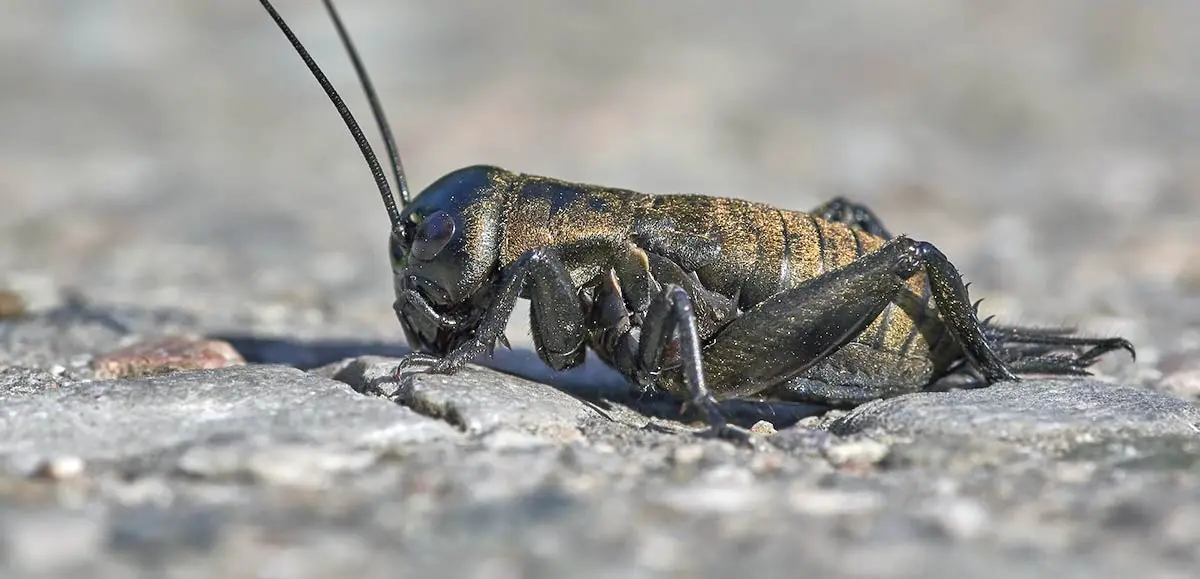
[258,0,403,229]
[321,0,412,206]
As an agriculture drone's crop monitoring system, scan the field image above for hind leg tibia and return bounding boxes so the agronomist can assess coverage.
[810,196,893,238]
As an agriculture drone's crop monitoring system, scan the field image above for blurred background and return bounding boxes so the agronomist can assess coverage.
[1,0,1198,380]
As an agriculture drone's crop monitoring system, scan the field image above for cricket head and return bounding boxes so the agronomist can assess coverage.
[259,0,505,356]
[389,166,509,355]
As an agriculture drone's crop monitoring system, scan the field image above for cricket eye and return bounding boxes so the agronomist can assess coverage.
[389,229,409,267]
[410,211,456,261]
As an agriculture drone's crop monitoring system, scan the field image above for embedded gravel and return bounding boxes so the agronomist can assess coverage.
[2,1,1199,578]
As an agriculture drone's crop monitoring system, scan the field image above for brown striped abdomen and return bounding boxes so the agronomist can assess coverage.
[638,195,950,367]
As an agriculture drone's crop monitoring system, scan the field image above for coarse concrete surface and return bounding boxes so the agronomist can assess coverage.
[2,1,1200,577]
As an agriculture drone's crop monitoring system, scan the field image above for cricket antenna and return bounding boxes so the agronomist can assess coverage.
[258,0,403,229]
[321,0,411,207]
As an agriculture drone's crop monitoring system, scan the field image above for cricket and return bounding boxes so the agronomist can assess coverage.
[258,0,1135,440]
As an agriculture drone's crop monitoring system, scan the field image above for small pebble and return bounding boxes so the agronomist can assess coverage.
[1160,369,1200,400]
[924,499,990,540]
[247,446,377,487]
[767,426,832,453]
[748,452,784,475]
[178,443,377,488]
[656,483,768,514]
[32,456,86,480]
[91,336,245,380]
[482,429,552,450]
[698,465,755,486]
[824,438,890,467]
[788,487,883,516]
[671,444,706,467]
[750,420,776,435]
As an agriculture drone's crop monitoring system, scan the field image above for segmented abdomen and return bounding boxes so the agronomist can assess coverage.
[775,210,941,361]
[643,196,946,362]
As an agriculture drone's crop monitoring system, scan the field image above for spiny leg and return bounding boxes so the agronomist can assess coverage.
[931,320,1137,381]
[772,378,877,407]
[697,236,1016,404]
[917,241,1016,383]
[696,236,921,401]
[810,196,893,239]
[1003,354,1094,375]
[637,285,740,439]
[941,340,1135,389]
[769,342,937,407]
[982,321,1135,366]
[591,273,749,441]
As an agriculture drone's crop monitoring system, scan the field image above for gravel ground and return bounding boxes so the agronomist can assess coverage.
[2,1,1199,577]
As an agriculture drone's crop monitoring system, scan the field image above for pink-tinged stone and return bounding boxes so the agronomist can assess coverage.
[91,336,246,380]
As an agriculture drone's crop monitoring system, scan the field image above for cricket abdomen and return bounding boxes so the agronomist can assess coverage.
[774,208,956,377]
[638,194,955,376]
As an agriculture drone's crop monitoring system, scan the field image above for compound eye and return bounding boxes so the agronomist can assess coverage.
[410,211,456,261]
[389,222,415,264]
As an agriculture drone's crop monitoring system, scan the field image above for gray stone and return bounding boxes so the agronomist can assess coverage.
[2,511,105,575]
[832,379,1200,443]
[0,300,203,377]
[0,364,459,475]
[824,437,891,467]
[0,366,63,396]
[5,1,1200,577]
[175,440,380,488]
[916,497,991,541]
[1160,368,1200,401]
[322,356,597,440]
[0,308,129,371]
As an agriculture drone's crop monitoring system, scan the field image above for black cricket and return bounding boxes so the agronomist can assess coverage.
[258,0,1134,439]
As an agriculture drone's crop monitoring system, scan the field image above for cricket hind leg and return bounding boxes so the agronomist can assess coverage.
[775,321,1136,404]
[770,378,880,408]
[697,235,1017,407]
[601,236,1047,433]
[766,342,938,408]
[810,196,893,239]
[979,320,1135,375]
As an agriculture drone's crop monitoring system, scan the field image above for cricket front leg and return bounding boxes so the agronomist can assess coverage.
[393,247,585,384]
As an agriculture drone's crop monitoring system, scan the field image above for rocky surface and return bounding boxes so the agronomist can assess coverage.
[3,1,1200,577]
